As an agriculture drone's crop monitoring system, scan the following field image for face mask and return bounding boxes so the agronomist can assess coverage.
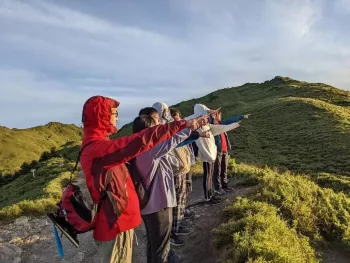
[163,111,174,123]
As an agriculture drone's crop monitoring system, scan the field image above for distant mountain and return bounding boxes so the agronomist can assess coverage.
[117,76,350,175]
[0,122,82,175]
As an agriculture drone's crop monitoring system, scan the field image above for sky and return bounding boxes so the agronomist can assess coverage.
[0,0,349,129]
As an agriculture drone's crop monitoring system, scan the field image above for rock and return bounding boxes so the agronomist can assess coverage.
[26,235,40,244]
[0,245,14,257]
[33,219,49,232]
[9,237,22,244]
[6,243,22,255]
[28,254,38,263]
[0,243,22,263]
[72,252,84,262]
[22,223,32,232]
[14,217,28,226]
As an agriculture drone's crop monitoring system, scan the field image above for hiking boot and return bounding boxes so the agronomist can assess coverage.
[184,209,195,219]
[177,226,192,236]
[180,219,192,227]
[170,234,185,247]
[223,186,235,192]
[205,198,220,206]
[168,249,181,263]
[214,189,226,195]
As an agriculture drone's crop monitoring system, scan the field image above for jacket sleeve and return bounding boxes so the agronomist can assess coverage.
[92,120,187,169]
[176,131,200,148]
[210,123,240,136]
[146,128,192,160]
[221,115,244,125]
[184,112,205,120]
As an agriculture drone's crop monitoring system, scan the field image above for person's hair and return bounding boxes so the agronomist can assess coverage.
[139,107,158,117]
[133,115,157,133]
[170,108,181,119]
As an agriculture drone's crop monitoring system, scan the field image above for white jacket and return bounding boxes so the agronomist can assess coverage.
[185,104,239,162]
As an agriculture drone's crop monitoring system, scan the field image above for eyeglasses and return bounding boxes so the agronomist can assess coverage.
[112,111,119,117]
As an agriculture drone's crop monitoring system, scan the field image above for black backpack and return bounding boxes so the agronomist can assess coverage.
[125,158,154,210]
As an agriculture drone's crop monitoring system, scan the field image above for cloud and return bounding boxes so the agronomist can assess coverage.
[0,0,349,128]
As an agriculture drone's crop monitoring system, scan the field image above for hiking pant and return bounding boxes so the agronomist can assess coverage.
[96,229,134,263]
[186,171,192,194]
[213,151,229,190]
[142,208,172,263]
[172,173,187,234]
[203,161,214,199]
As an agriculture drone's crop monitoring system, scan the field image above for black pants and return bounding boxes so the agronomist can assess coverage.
[203,161,214,199]
[142,208,172,263]
[213,151,229,190]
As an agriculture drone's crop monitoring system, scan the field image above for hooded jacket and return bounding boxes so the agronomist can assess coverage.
[184,104,240,162]
[152,102,174,124]
[80,96,187,241]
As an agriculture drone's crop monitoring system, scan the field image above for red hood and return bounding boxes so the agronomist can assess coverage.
[82,96,119,142]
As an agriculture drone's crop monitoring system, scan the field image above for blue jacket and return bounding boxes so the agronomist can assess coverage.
[213,115,244,152]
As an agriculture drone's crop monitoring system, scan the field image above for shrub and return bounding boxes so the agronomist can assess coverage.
[213,198,318,263]
[233,164,350,246]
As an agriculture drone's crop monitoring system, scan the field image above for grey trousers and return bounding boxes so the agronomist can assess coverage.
[142,208,173,263]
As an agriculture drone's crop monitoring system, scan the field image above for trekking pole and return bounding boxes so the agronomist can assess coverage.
[53,224,64,258]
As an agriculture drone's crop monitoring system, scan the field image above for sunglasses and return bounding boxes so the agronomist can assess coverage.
[111,111,119,117]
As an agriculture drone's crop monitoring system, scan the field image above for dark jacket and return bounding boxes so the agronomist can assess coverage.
[213,115,244,152]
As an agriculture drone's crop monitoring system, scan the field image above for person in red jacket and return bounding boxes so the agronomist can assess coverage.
[79,96,200,263]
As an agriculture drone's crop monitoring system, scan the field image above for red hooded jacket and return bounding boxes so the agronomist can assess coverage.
[80,96,187,241]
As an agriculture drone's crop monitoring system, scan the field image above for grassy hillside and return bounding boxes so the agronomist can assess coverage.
[117,76,350,175]
[0,157,75,220]
[212,162,350,262]
[0,122,82,175]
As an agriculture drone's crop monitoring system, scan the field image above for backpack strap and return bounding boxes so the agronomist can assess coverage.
[96,168,115,213]
[100,170,121,215]
[69,141,95,183]
[126,159,156,193]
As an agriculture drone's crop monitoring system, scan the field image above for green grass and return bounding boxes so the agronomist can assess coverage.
[213,198,318,263]
[212,162,350,262]
[311,173,350,196]
[0,157,75,221]
[0,122,82,175]
[230,164,350,247]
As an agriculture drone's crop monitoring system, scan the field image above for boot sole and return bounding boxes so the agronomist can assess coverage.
[170,241,185,247]
[176,231,192,236]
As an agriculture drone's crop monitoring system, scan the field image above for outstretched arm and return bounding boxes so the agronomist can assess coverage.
[86,120,187,170]
[210,122,240,136]
[221,115,244,125]
[147,128,192,159]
